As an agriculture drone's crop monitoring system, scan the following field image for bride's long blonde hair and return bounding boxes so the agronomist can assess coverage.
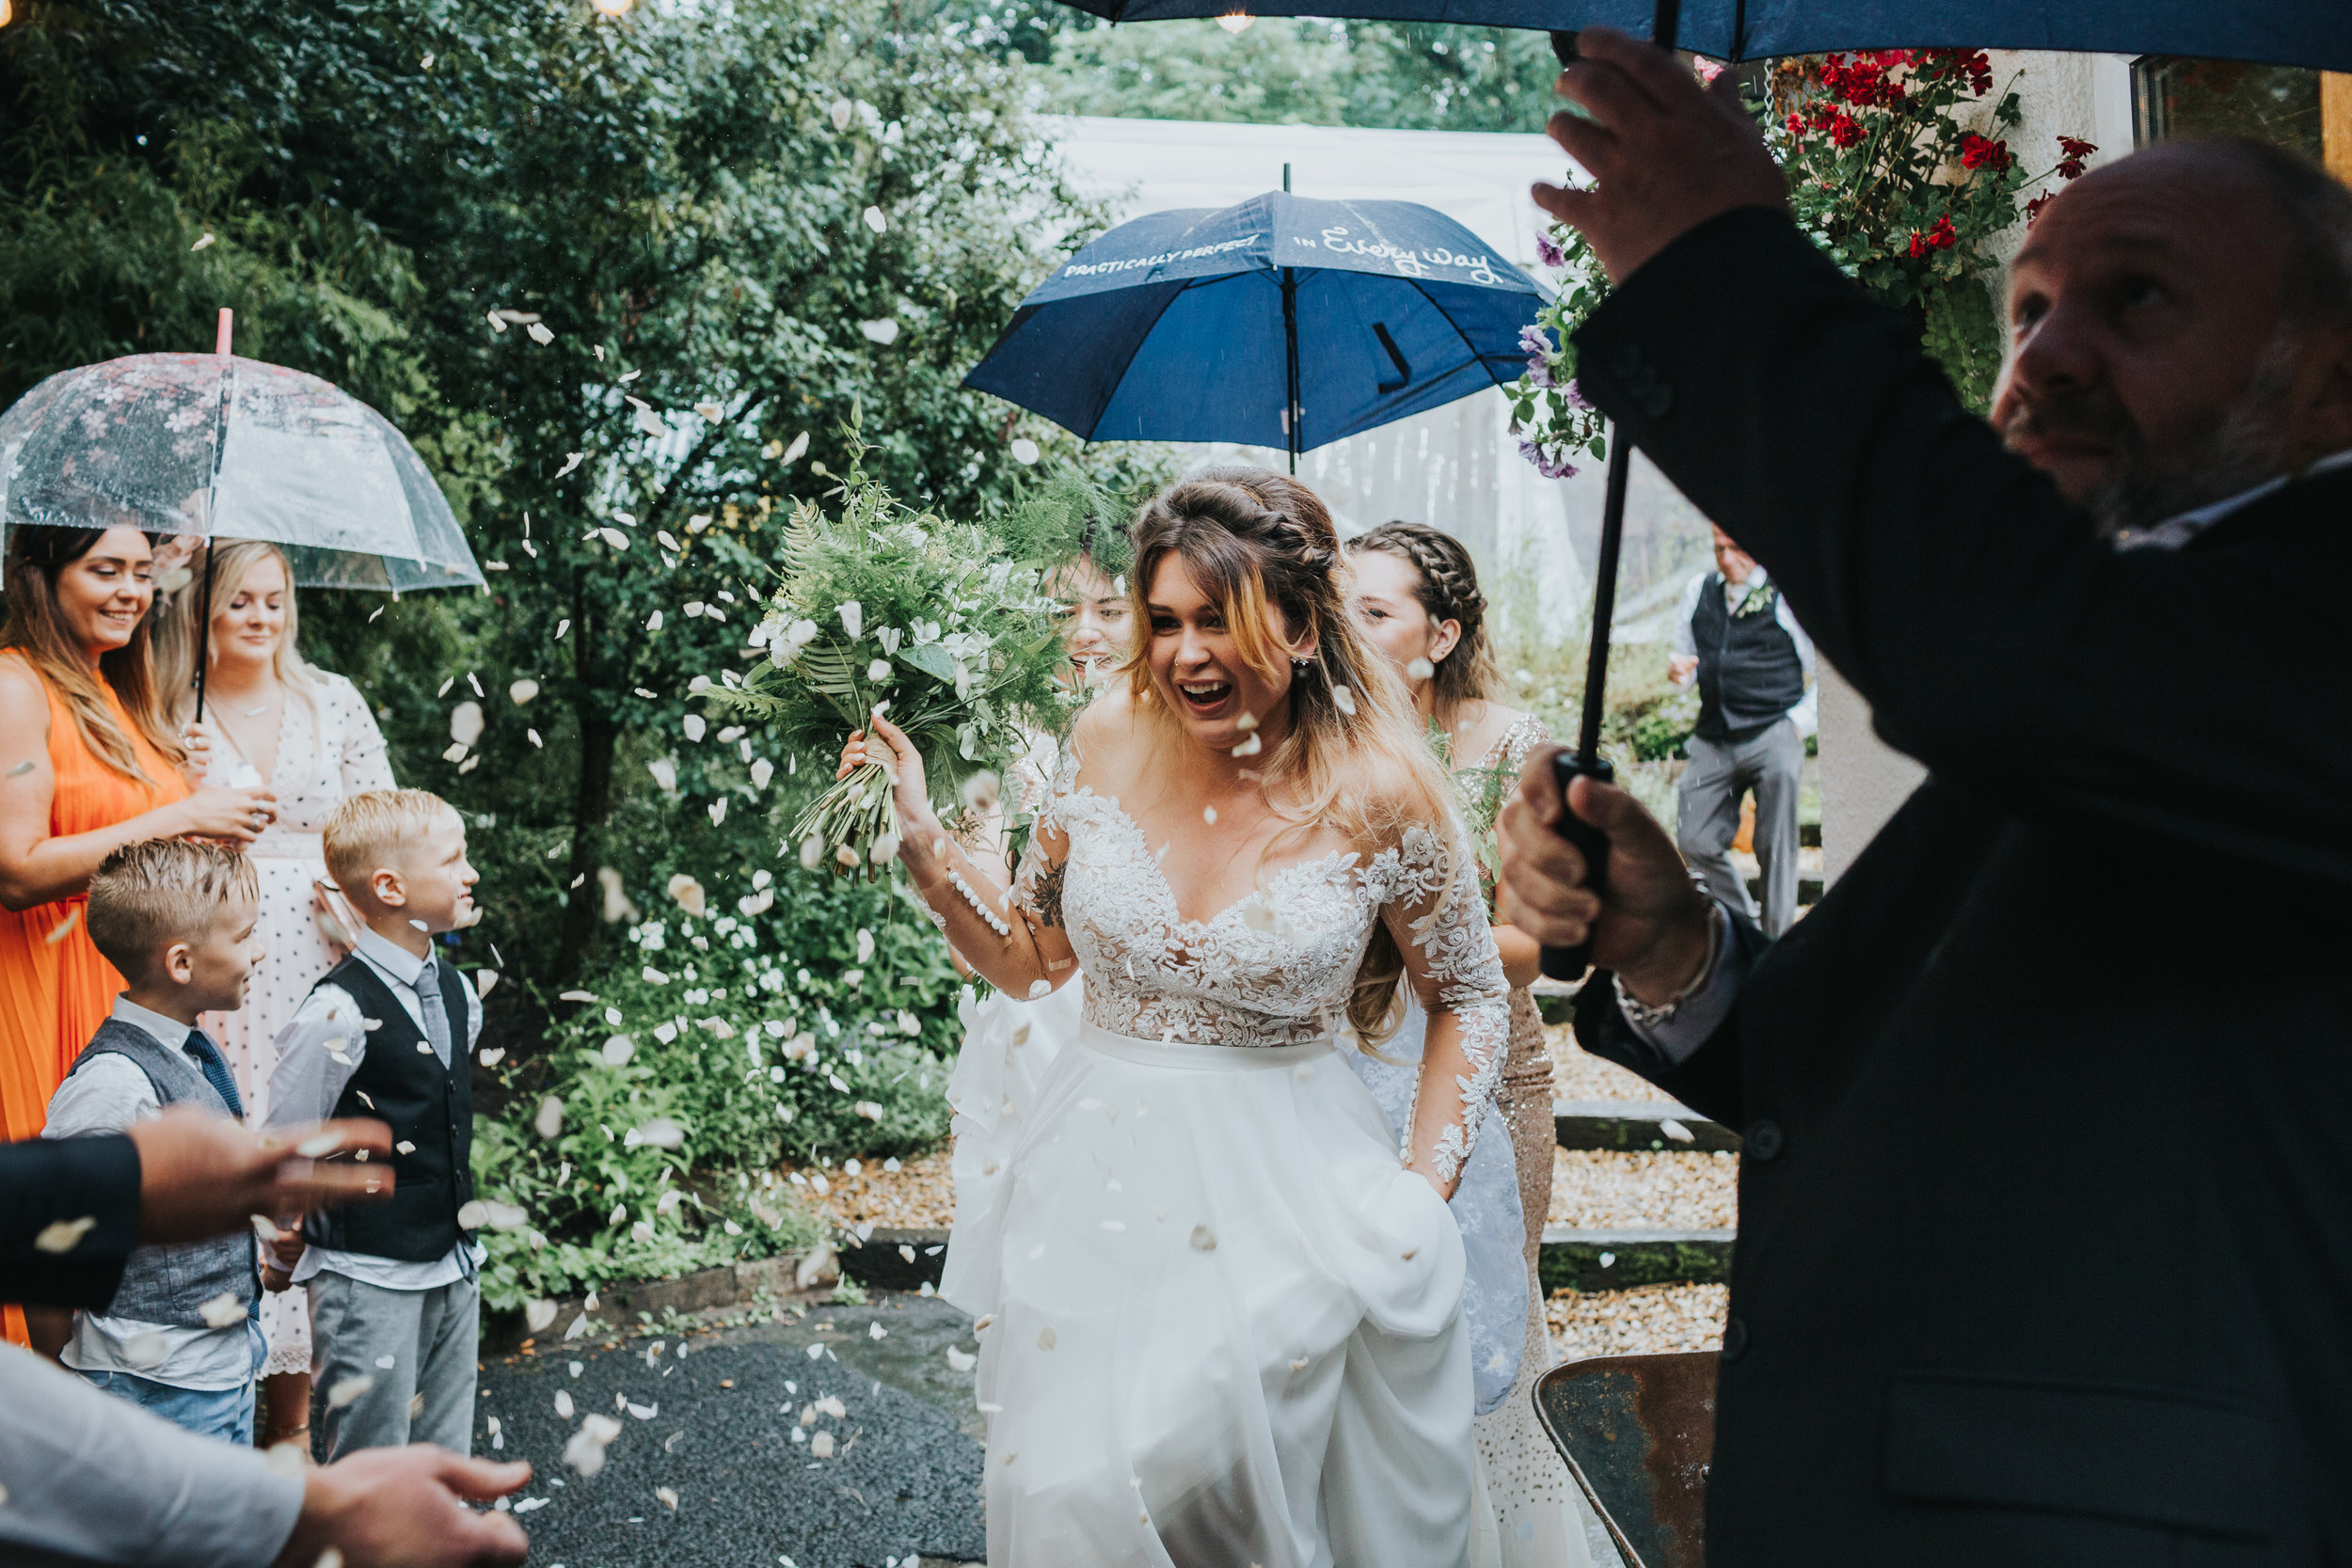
[1120,467,1465,1040]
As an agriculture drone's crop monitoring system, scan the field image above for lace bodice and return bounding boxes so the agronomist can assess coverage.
[1013,754,1512,1181]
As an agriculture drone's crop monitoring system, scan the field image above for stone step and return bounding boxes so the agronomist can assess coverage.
[1538,1226,1736,1293]
[839,1226,953,1291]
[1554,1098,1740,1154]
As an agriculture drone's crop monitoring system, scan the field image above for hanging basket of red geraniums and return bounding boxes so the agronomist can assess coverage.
[1511,51,2100,472]
[1766,49,2097,408]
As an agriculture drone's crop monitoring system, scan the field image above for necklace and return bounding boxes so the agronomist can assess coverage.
[241,704,270,717]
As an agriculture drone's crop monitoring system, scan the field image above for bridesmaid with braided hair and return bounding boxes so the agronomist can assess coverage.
[1350,520,1593,1568]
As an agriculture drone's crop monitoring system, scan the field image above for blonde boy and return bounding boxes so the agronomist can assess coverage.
[40,838,267,1441]
[266,789,484,1460]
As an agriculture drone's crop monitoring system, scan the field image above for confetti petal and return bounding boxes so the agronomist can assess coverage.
[32,1216,96,1253]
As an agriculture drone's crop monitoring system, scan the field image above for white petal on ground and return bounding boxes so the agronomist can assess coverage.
[555,1389,575,1418]
[657,1486,680,1510]
[869,1322,887,1340]
[628,1402,659,1420]
[810,1433,835,1459]
[858,319,899,345]
[946,1346,976,1371]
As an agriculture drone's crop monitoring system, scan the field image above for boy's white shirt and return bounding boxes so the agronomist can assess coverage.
[41,996,262,1390]
[266,922,485,1291]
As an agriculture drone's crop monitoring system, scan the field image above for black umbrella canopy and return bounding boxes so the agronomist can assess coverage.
[1055,0,2352,72]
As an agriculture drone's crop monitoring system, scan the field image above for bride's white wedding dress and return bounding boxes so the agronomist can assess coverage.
[941,759,1512,1568]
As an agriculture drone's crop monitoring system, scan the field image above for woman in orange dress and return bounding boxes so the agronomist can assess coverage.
[0,524,278,1346]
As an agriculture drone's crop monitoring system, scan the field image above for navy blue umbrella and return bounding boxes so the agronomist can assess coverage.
[962,191,1544,469]
[1055,0,2352,72]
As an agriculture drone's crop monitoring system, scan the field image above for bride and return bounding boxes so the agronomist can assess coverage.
[841,468,1511,1567]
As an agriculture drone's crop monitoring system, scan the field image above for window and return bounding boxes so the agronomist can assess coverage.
[2131,57,2322,158]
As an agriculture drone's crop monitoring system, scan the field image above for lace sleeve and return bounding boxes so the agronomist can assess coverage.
[1008,742,1083,926]
[1375,825,1512,1186]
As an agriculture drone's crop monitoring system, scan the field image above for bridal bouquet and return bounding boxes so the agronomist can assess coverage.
[708,451,1073,875]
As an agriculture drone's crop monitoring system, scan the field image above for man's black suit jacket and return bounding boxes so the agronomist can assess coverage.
[1,1134,141,1308]
[1568,209,2352,1564]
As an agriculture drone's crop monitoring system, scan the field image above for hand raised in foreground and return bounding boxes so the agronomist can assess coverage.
[128,1107,393,1246]
[838,711,939,840]
[272,1448,532,1568]
[1532,27,1786,284]
[1497,744,1713,1006]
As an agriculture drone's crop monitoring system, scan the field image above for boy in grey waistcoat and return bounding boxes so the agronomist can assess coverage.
[38,838,268,1442]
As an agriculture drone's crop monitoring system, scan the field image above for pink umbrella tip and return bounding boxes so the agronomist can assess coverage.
[215,308,234,356]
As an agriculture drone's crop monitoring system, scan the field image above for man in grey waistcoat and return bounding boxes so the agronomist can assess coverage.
[1668,524,1816,937]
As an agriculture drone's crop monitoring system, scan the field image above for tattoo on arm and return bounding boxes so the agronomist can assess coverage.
[1032,860,1068,928]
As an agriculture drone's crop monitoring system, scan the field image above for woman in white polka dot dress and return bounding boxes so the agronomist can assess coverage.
[158,539,396,1451]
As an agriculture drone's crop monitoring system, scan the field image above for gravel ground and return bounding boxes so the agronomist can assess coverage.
[1547,1024,1667,1102]
[1546,1283,1730,1359]
[474,1293,985,1567]
[789,1147,958,1232]
[1549,1148,1740,1230]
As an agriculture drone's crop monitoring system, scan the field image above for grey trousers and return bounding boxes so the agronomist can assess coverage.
[308,1269,479,1461]
[1678,719,1805,938]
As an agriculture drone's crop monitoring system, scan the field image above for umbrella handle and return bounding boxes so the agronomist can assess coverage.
[1538,752,1616,982]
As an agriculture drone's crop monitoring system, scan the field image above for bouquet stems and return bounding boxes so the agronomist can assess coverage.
[791,760,898,875]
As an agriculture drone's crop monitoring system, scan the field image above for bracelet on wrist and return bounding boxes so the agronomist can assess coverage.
[1613,897,1721,1029]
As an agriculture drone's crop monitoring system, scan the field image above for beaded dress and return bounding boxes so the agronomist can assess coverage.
[939,749,1511,1568]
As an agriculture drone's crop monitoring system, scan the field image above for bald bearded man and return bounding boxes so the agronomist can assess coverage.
[1498,32,2352,1566]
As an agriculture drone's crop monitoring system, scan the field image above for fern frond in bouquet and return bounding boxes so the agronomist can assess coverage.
[706,451,1074,876]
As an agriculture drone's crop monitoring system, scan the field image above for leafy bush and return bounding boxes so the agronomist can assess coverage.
[470,857,965,1311]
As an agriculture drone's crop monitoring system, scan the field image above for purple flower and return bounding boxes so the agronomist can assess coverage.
[1535,232,1565,269]
[1524,355,1554,388]
[1518,325,1553,358]
[1518,439,1579,481]
[1563,377,1592,411]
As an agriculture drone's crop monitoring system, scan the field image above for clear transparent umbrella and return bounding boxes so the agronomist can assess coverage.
[0,350,483,594]
[0,340,484,716]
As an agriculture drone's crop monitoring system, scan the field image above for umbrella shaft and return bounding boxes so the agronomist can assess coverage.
[1281,266,1301,475]
[1575,429,1631,762]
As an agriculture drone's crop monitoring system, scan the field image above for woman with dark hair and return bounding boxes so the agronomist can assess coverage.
[844,468,1509,1566]
[0,524,277,1345]
[1348,521,1585,1566]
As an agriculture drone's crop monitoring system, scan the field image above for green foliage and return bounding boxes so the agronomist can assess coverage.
[1041,17,1565,133]
[470,865,962,1309]
[711,442,1075,866]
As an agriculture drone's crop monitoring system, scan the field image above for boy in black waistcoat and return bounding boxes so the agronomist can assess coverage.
[265,789,484,1460]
